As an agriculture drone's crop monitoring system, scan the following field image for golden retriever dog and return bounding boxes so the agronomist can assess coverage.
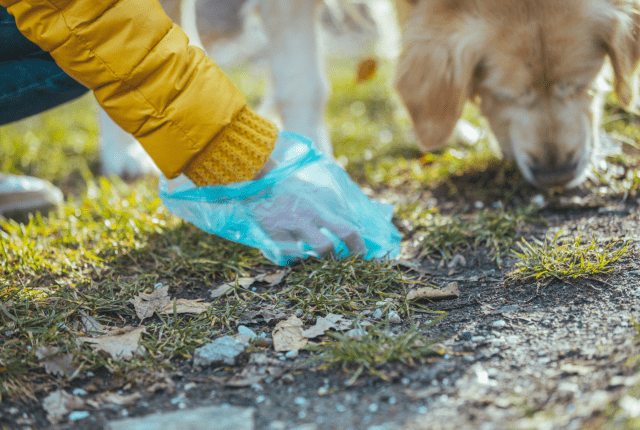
[105,0,640,189]
[396,0,640,188]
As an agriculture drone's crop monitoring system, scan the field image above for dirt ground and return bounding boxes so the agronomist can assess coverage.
[3,171,640,430]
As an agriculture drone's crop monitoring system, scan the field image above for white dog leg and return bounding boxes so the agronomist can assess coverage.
[260,0,332,155]
[98,108,160,179]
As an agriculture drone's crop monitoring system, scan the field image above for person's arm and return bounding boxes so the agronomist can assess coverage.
[0,0,277,185]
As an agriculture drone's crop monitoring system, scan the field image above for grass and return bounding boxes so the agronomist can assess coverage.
[305,314,445,385]
[403,204,542,265]
[508,231,630,283]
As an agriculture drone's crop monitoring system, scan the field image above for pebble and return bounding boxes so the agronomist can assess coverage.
[388,311,402,324]
[256,337,273,348]
[294,397,307,406]
[72,388,88,396]
[192,336,249,367]
[285,349,299,359]
[105,406,255,430]
[531,194,546,207]
[68,411,90,421]
[501,305,518,312]
[460,331,472,340]
[237,326,257,340]
[346,328,367,339]
[368,403,379,413]
[295,309,304,318]
[492,320,507,327]
[373,309,384,319]
[336,404,347,412]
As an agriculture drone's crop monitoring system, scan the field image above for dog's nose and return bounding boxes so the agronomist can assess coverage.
[529,161,579,188]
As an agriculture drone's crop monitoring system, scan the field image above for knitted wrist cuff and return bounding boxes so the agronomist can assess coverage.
[184,107,278,186]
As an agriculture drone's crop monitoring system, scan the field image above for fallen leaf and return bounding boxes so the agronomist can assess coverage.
[161,298,211,315]
[302,314,352,338]
[78,326,146,360]
[42,389,85,424]
[79,310,106,336]
[273,316,308,352]
[129,286,171,322]
[211,277,256,298]
[356,57,378,83]
[35,346,79,377]
[255,270,288,286]
[98,391,143,406]
[406,282,460,301]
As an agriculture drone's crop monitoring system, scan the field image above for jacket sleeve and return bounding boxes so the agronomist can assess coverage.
[1,0,277,184]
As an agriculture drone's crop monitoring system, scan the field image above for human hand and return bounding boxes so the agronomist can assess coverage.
[159,132,400,265]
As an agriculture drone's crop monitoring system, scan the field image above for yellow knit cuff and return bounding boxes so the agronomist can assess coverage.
[184,107,278,186]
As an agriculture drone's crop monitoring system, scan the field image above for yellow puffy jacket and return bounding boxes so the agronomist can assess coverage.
[1,0,277,185]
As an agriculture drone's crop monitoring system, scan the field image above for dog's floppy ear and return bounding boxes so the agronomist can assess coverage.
[396,9,487,151]
[598,0,640,108]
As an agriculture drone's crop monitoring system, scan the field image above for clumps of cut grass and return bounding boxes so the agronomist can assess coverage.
[305,315,445,384]
[409,205,542,265]
[508,231,630,283]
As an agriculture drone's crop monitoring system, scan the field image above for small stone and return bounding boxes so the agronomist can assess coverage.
[256,395,266,404]
[474,201,484,209]
[256,337,273,348]
[285,349,299,359]
[237,326,257,341]
[501,305,518,312]
[492,320,507,328]
[336,404,347,412]
[193,336,249,367]
[620,396,640,418]
[105,406,255,430]
[531,194,546,207]
[471,336,486,342]
[281,374,295,384]
[72,388,88,396]
[68,411,90,421]
[295,309,304,318]
[368,403,379,413]
[346,328,367,339]
[373,309,383,319]
[294,397,307,406]
[460,331,472,340]
[388,311,402,324]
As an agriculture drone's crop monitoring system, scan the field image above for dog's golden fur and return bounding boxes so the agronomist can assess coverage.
[396,0,640,187]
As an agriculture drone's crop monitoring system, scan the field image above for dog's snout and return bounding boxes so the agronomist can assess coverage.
[528,160,580,188]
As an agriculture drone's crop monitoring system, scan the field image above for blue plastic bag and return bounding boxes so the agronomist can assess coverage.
[159,132,401,266]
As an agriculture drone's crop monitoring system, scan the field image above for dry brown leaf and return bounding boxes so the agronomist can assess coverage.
[35,346,79,378]
[406,282,460,301]
[273,316,308,352]
[356,57,378,83]
[98,391,143,406]
[161,298,211,315]
[42,389,85,424]
[78,326,146,360]
[79,310,106,336]
[211,277,256,298]
[129,286,171,322]
[302,314,352,338]
[255,270,288,286]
